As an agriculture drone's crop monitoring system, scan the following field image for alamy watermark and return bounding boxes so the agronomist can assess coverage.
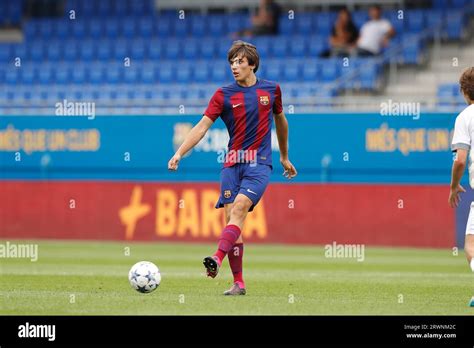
[0,241,38,262]
[380,99,420,120]
[55,99,96,120]
[324,241,365,262]
[217,149,258,167]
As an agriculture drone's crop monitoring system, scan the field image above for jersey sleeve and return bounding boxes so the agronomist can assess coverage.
[273,84,283,114]
[451,114,471,152]
[203,88,224,122]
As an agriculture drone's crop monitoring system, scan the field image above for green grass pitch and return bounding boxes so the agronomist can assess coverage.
[1,239,473,315]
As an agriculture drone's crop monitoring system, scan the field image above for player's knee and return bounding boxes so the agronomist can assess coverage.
[231,201,249,220]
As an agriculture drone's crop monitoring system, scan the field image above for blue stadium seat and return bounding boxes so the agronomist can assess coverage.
[157,17,172,36]
[314,13,332,37]
[385,11,404,34]
[113,39,129,60]
[54,20,70,39]
[130,40,146,60]
[46,41,62,61]
[71,64,87,84]
[141,66,156,84]
[270,37,288,57]
[358,62,379,89]
[96,0,112,15]
[87,19,103,38]
[278,15,295,35]
[406,10,425,32]
[20,67,36,84]
[23,21,39,38]
[163,41,181,59]
[71,20,88,38]
[123,67,139,83]
[105,65,122,84]
[36,64,54,85]
[425,10,444,30]
[265,60,282,81]
[190,16,207,37]
[81,0,96,15]
[211,61,230,84]
[138,18,154,38]
[200,38,216,59]
[13,44,28,60]
[104,19,120,38]
[302,60,318,81]
[296,15,313,35]
[176,62,193,83]
[208,16,226,37]
[80,40,95,61]
[148,39,162,59]
[308,37,326,56]
[227,14,249,35]
[122,19,137,38]
[157,63,174,83]
[319,58,339,82]
[130,0,153,15]
[183,39,199,60]
[114,0,128,16]
[174,18,189,37]
[282,59,301,81]
[38,19,54,37]
[89,65,104,84]
[97,40,112,61]
[0,43,12,62]
[445,11,465,39]
[29,42,45,61]
[55,65,70,84]
[63,40,78,61]
[288,36,307,57]
[193,61,209,83]
[5,69,19,85]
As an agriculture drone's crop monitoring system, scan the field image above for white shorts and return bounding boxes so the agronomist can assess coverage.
[466,202,474,235]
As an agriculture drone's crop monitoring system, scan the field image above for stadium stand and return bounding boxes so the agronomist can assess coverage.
[0,0,473,114]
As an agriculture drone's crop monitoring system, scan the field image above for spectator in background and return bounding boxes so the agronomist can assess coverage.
[232,0,281,38]
[320,8,359,57]
[355,5,395,56]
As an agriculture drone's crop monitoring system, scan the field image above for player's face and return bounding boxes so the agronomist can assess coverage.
[230,56,255,82]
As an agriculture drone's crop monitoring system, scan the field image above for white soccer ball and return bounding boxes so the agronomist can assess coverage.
[128,261,161,293]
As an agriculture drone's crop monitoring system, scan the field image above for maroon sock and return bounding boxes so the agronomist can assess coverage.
[228,243,244,287]
[213,224,241,264]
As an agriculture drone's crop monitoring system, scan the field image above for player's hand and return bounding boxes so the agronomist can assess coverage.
[168,153,181,171]
[280,157,297,179]
[448,184,466,208]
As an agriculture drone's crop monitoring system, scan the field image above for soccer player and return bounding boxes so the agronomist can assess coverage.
[449,66,474,307]
[168,40,297,295]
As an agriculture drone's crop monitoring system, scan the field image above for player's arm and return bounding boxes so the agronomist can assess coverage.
[274,110,297,179]
[168,116,213,171]
[449,148,467,208]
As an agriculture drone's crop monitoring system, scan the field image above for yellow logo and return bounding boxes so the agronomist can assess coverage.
[224,190,231,198]
[119,186,151,240]
[259,96,269,105]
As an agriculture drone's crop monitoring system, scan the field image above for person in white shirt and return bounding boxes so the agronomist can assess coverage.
[355,5,395,56]
[449,67,474,307]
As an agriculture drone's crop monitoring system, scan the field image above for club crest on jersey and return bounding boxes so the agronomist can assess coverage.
[224,190,231,199]
[259,95,269,105]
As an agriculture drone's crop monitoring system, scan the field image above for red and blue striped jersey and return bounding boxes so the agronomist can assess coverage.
[204,79,283,168]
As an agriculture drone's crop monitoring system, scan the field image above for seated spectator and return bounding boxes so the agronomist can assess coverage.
[232,0,281,38]
[320,8,359,57]
[355,5,395,56]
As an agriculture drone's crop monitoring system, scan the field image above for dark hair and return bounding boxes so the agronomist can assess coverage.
[460,67,474,101]
[227,40,260,73]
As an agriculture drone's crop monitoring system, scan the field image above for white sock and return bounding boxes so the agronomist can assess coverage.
[471,258,474,272]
